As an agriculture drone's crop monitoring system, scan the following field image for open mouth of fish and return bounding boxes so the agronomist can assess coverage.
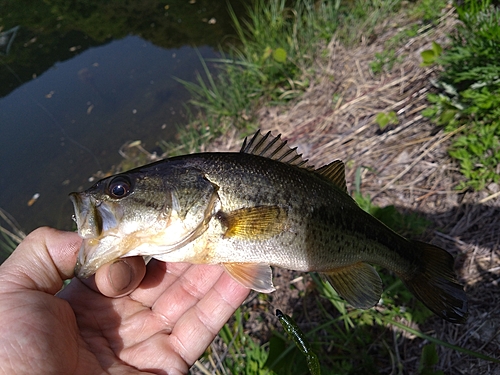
[70,192,124,278]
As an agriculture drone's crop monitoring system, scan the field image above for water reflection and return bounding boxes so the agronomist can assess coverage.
[0,0,247,232]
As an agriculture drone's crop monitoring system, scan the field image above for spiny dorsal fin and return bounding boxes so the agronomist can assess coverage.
[315,160,347,192]
[241,130,309,167]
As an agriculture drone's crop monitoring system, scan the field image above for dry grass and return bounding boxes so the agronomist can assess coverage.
[204,5,500,374]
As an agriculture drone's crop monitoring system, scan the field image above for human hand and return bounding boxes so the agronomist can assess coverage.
[0,227,250,374]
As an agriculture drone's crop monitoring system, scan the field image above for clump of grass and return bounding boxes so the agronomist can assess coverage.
[0,208,25,264]
[368,0,448,76]
[423,1,500,190]
[166,0,341,154]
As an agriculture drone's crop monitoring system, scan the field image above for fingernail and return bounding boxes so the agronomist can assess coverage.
[109,260,133,292]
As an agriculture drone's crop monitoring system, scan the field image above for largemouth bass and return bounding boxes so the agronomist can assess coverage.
[70,131,468,323]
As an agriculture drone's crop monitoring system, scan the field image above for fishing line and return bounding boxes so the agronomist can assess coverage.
[0,57,103,170]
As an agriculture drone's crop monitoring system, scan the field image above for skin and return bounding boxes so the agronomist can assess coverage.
[0,227,250,374]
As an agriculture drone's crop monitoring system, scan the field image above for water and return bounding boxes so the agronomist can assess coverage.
[0,0,247,233]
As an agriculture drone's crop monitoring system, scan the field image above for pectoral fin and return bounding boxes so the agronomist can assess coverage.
[223,263,275,293]
[217,206,287,240]
[323,262,382,309]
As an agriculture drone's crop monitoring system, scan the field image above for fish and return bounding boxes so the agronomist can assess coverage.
[70,130,468,323]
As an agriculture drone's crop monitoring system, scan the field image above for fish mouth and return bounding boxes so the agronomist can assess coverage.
[70,192,122,278]
[70,192,102,239]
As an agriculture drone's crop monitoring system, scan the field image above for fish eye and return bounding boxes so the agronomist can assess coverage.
[107,176,132,199]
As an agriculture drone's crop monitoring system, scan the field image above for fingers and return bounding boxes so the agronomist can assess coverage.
[0,227,82,294]
[118,268,250,372]
[150,264,227,325]
[93,257,146,298]
[169,271,250,365]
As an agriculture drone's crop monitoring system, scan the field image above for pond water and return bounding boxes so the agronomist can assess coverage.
[0,0,247,233]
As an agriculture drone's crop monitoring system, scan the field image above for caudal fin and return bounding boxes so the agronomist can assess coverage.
[403,241,468,324]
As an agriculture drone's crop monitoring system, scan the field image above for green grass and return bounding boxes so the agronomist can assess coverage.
[165,0,338,154]
[0,208,25,264]
[368,0,448,76]
[167,0,456,155]
[422,1,500,190]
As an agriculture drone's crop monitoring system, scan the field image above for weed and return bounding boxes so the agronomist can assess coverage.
[0,208,25,264]
[166,0,343,155]
[409,0,448,24]
[420,41,442,67]
[215,308,274,374]
[370,49,400,74]
[418,343,444,375]
[423,3,500,190]
[375,111,399,130]
[169,0,446,155]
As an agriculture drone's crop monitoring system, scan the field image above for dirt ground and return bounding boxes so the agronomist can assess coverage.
[202,5,500,374]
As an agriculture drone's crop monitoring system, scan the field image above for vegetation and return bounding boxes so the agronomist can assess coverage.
[166,0,414,155]
[167,0,341,154]
[0,208,25,264]
[422,0,500,190]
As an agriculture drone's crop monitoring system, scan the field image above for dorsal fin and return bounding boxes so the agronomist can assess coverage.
[240,130,309,167]
[315,160,347,192]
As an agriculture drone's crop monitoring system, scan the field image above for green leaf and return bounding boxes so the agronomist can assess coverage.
[420,50,436,66]
[420,343,439,368]
[468,142,484,156]
[438,109,457,125]
[418,343,444,375]
[420,42,442,67]
[375,111,398,129]
[421,106,437,118]
[431,41,442,55]
[272,48,287,63]
[265,334,309,375]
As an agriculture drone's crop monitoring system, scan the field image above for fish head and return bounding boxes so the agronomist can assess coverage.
[70,165,220,278]
[70,171,175,278]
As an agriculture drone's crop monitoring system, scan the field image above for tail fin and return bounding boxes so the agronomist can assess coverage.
[403,241,468,324]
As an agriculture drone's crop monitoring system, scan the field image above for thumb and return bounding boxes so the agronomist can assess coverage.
[93,256,146,298]
[0,227,82,295]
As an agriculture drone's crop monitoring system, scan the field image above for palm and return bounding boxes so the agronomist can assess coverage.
[58,261,249,374]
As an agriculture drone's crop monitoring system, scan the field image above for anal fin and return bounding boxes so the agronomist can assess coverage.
[323,262,382,309]
[223,263,275,293]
